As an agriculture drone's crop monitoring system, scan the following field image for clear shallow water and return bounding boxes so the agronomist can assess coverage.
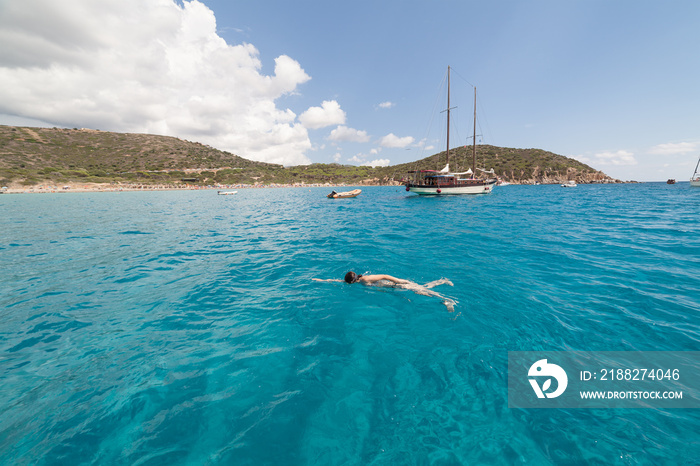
[1,184,699,465]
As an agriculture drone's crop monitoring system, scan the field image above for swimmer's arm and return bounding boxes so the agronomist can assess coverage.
[312,278,343,282]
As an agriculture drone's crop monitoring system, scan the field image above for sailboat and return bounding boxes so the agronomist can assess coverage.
[405,66,497,195]
[691,156,700,187]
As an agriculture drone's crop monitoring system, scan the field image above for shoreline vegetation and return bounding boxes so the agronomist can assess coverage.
[1,125,622,191]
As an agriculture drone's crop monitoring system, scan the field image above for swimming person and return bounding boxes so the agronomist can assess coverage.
[313,272,457,311]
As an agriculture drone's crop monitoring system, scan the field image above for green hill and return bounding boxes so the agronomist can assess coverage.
[0,125,616,187]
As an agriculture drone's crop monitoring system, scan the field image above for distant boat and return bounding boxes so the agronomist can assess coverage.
[217,190,238,195]
[667,179,676,185]
[327,189,361,199]
[404,66,497,195]
[691,156,700,187]
[561,180,577,188]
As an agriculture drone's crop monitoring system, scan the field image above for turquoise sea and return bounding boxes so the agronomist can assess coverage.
[1,183,699,465]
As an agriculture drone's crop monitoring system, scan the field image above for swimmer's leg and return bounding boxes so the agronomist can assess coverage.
[419,288,457,311]
[401,282,457,311]
[423,278,454,289]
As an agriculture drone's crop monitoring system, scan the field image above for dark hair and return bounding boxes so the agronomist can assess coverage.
[344,271,362,284]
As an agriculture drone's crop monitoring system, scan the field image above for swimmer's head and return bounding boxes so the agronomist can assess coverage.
[344,271,361,284]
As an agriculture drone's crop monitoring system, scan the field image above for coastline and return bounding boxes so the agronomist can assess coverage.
[0,179,637,195]
[0,181,365,194]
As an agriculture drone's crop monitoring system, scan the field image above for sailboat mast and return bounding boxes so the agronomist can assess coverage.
[472,86,476,178]
[446,66,451,168]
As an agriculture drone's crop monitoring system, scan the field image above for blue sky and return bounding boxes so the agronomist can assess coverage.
[1,0,699,181]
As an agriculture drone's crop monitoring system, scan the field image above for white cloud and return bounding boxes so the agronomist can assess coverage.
[328,125,370,142]
[379,133,415,148]
[298,100,346,130]
[0,0,315,165]
[347,149,389,167]
[649,142,698,155]
[378,101,394,109]
[415,138,435,151]
[587,150,637,166]
[332,153,342,162]
[362,158,390,167]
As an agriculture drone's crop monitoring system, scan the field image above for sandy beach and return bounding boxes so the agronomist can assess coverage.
[0,181,363,194]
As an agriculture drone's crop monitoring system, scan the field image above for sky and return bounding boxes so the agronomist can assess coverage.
[1,0,699,181]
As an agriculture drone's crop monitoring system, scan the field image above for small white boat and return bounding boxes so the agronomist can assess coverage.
[561,181,577,187]
[217,191,238,195]
[691,156,700,187]
[327,189,361,198]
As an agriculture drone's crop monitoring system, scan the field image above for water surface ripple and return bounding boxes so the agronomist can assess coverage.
[1,184,699,464]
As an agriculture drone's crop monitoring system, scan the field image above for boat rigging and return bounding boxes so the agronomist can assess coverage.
[405,66,497,195]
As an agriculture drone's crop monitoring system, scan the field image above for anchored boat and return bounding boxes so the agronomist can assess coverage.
[405,66,497,195]
[327,189,361,198]
[691,156,700,187]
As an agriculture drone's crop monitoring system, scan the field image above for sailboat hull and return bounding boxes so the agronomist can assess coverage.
[407,179,497,195]
[691,156,700,186]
